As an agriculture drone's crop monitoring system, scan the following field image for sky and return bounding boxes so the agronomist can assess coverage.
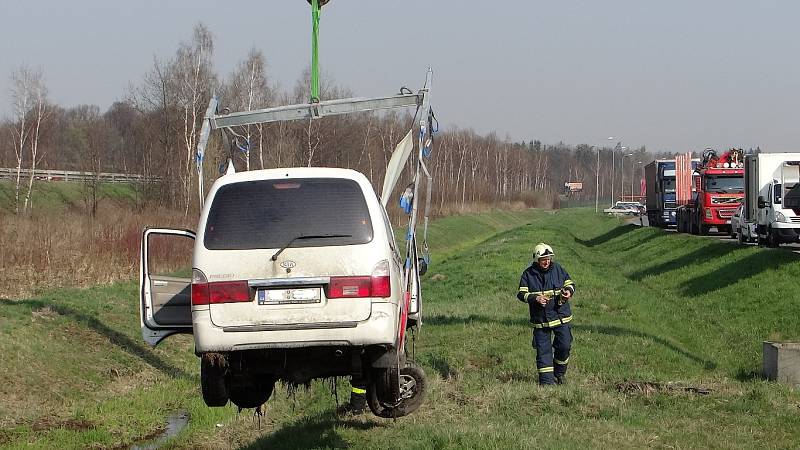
[1,0,799,153]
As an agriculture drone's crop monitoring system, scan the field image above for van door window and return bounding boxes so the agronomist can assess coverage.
[204,178,374,250]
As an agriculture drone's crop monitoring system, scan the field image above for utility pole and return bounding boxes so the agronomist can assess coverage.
[595,146,600,212]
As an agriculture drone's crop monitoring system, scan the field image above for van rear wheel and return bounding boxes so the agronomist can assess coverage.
[367,363,427,418]
[228,375,276,409]
[200,354,229,407]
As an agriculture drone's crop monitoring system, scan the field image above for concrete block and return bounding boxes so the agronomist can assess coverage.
[763,341,800,386]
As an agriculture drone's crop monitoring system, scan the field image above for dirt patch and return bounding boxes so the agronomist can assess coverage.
[465,354,502,370]
[31,306,60,321]
[429,274,447,281]
[30,417,95,432]
[615,381,713,396]
[496,371,537,383]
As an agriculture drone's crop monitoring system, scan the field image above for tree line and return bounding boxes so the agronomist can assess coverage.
[1,23,656,216]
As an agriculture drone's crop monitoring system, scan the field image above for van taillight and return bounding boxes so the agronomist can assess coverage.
[328,277,371,298]
[370,275,391,297]
[191,269,251,305]
[327,260,391,298]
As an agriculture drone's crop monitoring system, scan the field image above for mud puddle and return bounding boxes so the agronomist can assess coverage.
[130,411,189,450]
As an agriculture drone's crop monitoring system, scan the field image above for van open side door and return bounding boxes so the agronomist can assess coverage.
[139,228,195,346]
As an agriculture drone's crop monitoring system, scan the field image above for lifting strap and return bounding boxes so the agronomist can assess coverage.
[310,0,322,102]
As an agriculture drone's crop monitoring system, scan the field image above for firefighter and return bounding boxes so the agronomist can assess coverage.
[338,382,367,415]
[516,243,576,385]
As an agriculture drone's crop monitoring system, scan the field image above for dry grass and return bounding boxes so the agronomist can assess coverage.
[0,202,193,299]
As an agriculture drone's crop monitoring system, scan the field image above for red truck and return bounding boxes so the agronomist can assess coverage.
[675,149,745,235]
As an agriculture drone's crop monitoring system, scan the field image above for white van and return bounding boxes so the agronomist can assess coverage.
[139,167,425,417]
[743,153,800,247]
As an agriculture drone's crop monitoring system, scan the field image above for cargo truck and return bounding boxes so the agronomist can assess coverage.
[645,159,678,227]
[741,153,800,247]
[675,149,744,235]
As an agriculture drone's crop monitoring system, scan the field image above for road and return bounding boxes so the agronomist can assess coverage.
[624,214,800,253]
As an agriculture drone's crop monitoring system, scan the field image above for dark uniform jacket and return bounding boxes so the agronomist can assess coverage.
[517,261,576,328]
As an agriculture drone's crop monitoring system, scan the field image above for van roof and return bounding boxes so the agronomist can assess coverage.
[215,167,368,186]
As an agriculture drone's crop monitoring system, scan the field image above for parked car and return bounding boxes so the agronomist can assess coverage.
[604,201,643,216]
[139,167,426,417]
[731,203,756,243]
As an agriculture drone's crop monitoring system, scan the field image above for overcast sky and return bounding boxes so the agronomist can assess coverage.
[2,1,799,153]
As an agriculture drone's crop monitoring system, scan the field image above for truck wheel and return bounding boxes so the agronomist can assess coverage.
[200,354,229,407]
[367,364,427,418]
[698,224,708,236]
[767,229,779,248]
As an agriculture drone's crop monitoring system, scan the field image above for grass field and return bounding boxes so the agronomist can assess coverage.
[2,208,800,449]
[0,180,141,213]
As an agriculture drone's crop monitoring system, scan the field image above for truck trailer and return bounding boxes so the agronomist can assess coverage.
[645,160,678,227]
[742,153,800,247]
[676,149,744,235]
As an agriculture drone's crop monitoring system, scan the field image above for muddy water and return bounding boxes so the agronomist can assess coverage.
[130,411,189,450]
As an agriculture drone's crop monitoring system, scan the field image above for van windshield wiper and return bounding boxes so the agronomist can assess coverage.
[270,234,352,261]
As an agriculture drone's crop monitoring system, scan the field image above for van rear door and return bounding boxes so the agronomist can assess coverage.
[200,178,379,328]
[139,228,195,346]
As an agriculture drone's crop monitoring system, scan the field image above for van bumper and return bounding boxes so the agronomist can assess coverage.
[192,302,399,352]
[771,224,800,243]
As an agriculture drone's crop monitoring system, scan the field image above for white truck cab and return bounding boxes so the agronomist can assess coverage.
[744,153,800,247]
[139,167,425,416]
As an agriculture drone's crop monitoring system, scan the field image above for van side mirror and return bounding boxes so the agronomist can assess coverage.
[758,196,767,209]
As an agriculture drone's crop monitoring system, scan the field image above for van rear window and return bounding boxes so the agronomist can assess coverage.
[204,178,373,250]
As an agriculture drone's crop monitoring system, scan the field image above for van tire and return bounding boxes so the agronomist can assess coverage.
[200,354,229,407]
[367,364,427,418]
[228,376,276,410]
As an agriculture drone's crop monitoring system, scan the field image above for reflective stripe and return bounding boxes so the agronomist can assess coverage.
[524,293,533,301]
[563,279,575,287]
[518,287,529,292]
[531,315,573,329]
[530,289,562,297]
[555,358,569,365]
[538,366,554,373]
[351,387,366,394]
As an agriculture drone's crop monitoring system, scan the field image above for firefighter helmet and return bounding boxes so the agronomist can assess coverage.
[533,243,554,259]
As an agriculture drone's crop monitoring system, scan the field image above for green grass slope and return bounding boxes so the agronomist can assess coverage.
[0,180,139,213]
[2,208,800,449]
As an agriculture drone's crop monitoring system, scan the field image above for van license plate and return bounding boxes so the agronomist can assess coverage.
[258,288,321,305]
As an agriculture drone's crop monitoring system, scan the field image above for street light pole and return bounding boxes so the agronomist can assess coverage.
[623,152,633,200]
[630,157,635,200]
[596,137,614,212]
[595,146,600,212]
[611,151,615,206]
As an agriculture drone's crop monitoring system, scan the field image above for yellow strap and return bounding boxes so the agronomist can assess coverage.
[532,315,573,329]
[351,387,366,394]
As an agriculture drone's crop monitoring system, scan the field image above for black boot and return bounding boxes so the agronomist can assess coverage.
[555,374,566,385]
[338,387,366,415]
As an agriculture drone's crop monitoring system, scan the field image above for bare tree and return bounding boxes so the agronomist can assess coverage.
[9,67,33,214]
[22,70,49,214]
[222,48,274,170]
[174,23,215,215]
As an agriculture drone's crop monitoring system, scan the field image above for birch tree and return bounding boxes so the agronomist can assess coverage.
[9,67,33,214]
[174,23,215,215]
[22,70,49,214]
[222,48,273,170]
